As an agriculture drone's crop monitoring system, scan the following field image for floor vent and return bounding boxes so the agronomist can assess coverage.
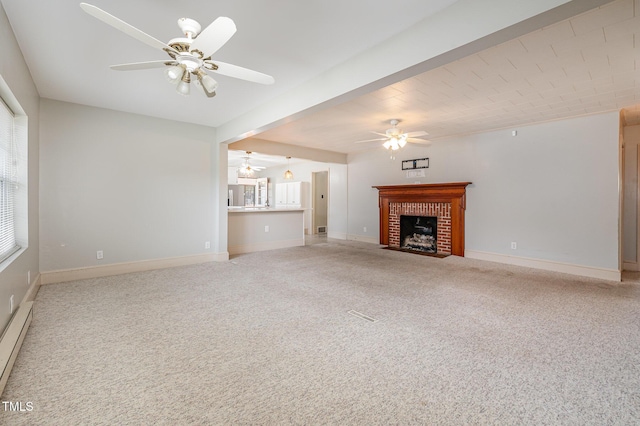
[348,310,378,322]
[0,301,33,397]
[317,226,327,234]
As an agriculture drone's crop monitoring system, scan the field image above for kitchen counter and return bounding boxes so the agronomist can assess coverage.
[228,206,306,213]
[227,207,305,255]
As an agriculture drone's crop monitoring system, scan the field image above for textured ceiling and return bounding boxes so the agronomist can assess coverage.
[2,0,638,168]
[254,0,640,155]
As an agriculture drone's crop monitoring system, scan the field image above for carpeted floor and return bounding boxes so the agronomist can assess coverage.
[2,239,640,425]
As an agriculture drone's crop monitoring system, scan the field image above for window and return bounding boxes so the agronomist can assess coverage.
[0,97,18,263]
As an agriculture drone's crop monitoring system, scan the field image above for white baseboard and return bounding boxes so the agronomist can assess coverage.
[41,252,227,285]
[228,239,303,255]
[623,261,639,271]
[347,234,379,245]
[0,301,33,397]
[20,273,41,305]
[328,231,347,240]
[465,250,621,282]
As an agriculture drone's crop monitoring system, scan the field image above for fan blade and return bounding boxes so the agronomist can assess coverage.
[190,17,237,58]
[207,60,274,85]
[80,3,176,53]
[406,130,428,137]
[354,138,386,144]
[407,138,431,145]
[371,131,388,137]
[110,60,174,71]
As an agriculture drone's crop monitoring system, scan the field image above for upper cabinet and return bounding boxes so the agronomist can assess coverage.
[275,182,308,208]
[228,167,238,185]
[256,178,268,207]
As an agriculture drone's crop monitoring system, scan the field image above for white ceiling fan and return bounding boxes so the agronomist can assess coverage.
[79,3,275,97]
[355,119,430,150]
[237,151,265,177]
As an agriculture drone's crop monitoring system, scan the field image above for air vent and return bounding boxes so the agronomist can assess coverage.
[347,310,378,322]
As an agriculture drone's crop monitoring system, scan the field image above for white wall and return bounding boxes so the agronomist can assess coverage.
[39,100,216,272]
[0,2,40,330]
[212,142,228,257]
[328,163,348,240]
[258,160,348,239]
[348,112,620,274]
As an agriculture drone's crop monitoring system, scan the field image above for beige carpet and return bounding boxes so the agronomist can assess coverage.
[3,239,640,425]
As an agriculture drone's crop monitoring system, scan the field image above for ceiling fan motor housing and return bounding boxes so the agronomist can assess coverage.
[387,119,402,137]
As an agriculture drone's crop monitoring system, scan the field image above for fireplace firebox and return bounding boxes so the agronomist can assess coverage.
[400,215,437,253]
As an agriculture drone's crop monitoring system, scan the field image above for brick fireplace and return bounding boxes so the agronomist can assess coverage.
[373,182,471,256]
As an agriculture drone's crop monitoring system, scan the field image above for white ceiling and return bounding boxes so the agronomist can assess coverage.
[0,0,456,128]
[2,0,639,169]
[228,149,292,169]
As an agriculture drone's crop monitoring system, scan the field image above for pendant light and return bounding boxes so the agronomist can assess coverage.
[284,156,293,180]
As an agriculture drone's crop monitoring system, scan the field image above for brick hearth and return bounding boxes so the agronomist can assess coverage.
[373,183,471,256]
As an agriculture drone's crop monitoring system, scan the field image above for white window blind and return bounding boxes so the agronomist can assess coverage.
[0,98,18,263]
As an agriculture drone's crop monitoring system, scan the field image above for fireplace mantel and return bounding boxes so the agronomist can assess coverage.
[373,182,471,256]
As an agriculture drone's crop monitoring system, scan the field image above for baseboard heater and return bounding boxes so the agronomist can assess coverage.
[0,301,33,397]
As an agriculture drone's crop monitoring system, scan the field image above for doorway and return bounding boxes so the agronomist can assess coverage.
[312,171,328,235]
[623,125,640,270]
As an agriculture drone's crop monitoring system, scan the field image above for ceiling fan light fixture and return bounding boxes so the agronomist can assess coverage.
[179,56,201,73]
[238,164,254,177]
[238,151,257,177]
[165,64,185,83]
[355,119,429,152]
[384,137,401,151]
[176,72,191,96]
[195,69,218,94]
[80,4,275,100]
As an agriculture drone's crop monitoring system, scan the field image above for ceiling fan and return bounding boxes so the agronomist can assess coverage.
[237,151,265,177]
[79,3,274,97]
[355,119,430,150]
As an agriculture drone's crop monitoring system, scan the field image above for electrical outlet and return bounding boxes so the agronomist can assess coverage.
[97,250,104,260]
[264,225,270,232]
[204,241,210,249]
[363,227,367,233]
[9,295,14,314]
[511,242,517,250]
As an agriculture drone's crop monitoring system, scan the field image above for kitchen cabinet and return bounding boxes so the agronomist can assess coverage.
[256,178,268,207]
[275,182,307,208]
